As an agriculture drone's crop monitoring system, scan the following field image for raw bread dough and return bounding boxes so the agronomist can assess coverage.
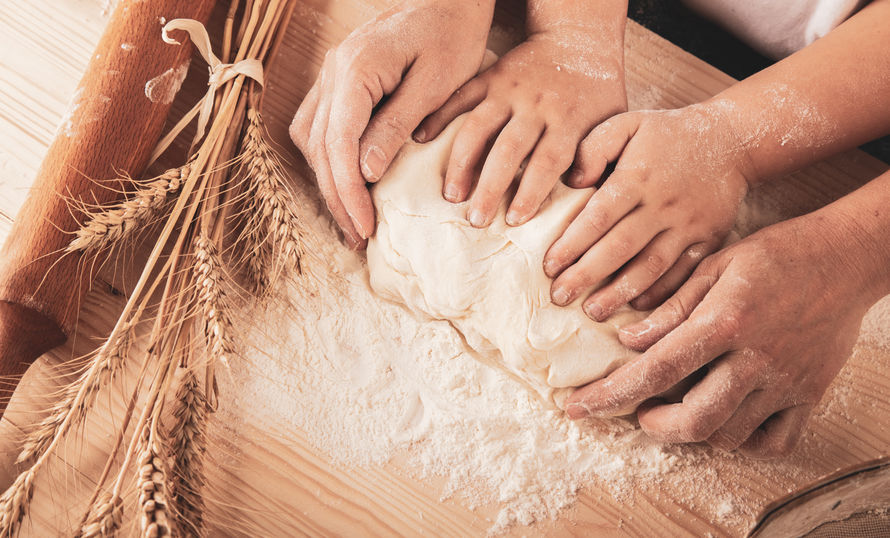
[367,117,647,407]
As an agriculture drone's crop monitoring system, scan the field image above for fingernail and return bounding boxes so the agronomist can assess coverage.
[443,183,461,202]
[350,215,369,240]
[361,146,386,181]
[468,208,485,228]
[552,286,571,306]
[565,402,590,419]
[567,169,584,187]
[505,209,523,226]
[584,302,604,321]
[413,128,427,143]
[543,258,559,277]
[620,320,650,338]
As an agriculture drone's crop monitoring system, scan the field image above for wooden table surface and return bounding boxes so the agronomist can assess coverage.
[1,1,889,536]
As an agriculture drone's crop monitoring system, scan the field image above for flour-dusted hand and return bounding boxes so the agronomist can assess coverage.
[417,2,628,228]
[289,0,495,247]
[564,191,890,458]
[543,104,753,320]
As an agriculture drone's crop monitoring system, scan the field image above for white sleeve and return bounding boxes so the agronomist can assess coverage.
[681,0,869,59]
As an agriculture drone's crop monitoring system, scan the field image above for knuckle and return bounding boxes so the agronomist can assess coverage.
[533,150,569,175]
[642,251,668,277]
[376,113,412,141]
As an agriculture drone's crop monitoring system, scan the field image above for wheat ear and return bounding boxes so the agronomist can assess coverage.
[68,164,192,252]
[193,234,236,370]
[17,327,131,463]
[0,471,34,538]
[167,369,208,537]
[138,434,171,538]
[240,106,308,293]
[78,493,123,538]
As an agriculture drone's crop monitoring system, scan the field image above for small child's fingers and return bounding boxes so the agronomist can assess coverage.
[581,232,687,321]
[468,117,544,227]
[549,214,661,307]
[543,180,640,278]
[443,101,511,204]
[567,113,641,188]
[506,130,578,226]
[416,78,488,143]
[631,241,718,311]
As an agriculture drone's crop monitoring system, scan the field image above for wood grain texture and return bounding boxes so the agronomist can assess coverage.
[0,1,888,537]
[0,0,216,415]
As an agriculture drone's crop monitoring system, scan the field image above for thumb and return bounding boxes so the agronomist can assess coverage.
[358,65,451,182]
[567,112,641,188]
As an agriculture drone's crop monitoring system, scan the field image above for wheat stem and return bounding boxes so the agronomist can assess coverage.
[17,328,132,464]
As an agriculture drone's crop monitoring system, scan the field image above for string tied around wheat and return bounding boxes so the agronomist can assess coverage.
[148,18,265,165]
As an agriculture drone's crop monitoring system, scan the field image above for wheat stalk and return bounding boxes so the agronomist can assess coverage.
[68,164,192,252]
[17,327,132,463]
[167,369,208,537]
[138,435,171,538]
[0,472,33,538]
[78,493,123,538]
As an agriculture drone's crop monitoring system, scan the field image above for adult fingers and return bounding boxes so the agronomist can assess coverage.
[549,210,661,307]
[636,353,759,443]
[705,390,778,453]
[289,73,323,155]
[543,179,640,279]
[326,68,378,239]
[618,260,720,351]
[442,102,511,203]
[567,113,641,188]
[505,129,578,226]
[631,242,717,311]
[582,232,687,322]
[467,117,544,227]
[360,64,467,183]
[737,405,811,459]
[564,311,733,418]
[309,69,364,249]
[414,77,488,143]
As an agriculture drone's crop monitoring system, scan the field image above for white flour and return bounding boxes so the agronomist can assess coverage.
[211,202,846,533]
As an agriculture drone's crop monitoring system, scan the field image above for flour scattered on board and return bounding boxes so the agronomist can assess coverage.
[213,199,836,533]
[144,62,189,104]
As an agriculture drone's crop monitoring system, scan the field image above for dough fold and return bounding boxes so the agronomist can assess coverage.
[367,117,647,407]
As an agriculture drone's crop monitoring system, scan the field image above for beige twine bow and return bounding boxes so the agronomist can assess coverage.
[148,18,264,165]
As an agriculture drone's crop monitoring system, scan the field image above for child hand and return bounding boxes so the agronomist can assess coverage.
[290,0,495,246]
[544,103,755,320]
[417,27,627,228]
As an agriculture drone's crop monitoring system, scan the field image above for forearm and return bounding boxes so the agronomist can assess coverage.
[524,0,627,79]
[707,0,890,184]
[808,168,890,305]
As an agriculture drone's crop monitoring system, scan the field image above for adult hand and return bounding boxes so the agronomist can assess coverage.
[290,0,495,247]
[564,209,886,459]
[544,102,754,320]
[418,25,627,228]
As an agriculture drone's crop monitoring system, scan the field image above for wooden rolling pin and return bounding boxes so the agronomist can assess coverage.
[0,0,216,418]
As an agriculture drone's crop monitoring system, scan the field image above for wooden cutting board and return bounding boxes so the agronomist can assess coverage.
[1,1,889,536]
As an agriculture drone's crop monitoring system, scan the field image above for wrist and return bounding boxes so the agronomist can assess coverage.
[806,191,890,306]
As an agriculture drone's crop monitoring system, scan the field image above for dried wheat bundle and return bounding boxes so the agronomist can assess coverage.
[0,0,306,536]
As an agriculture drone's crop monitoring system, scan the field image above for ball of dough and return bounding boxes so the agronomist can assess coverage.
[367,117,647,407]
